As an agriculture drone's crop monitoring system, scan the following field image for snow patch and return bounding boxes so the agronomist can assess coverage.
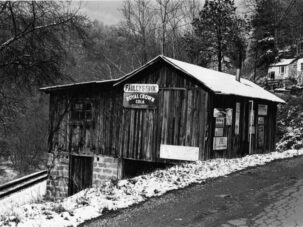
[1,149,303,227]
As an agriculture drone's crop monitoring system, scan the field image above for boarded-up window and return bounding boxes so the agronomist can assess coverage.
[71,102,92,121]
[69,99,95,153]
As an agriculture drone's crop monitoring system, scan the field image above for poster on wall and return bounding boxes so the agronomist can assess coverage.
[226,108,233,126]
[123,84,159,109]
[213,137,227,150]
[160,144,199,161]
[215,118,225,127]
[258,117,265,125]
[235,103,240,135]
[215,128,224,137]
[257,125,265,146]
[258,104,268,116]
[213,108,225,117]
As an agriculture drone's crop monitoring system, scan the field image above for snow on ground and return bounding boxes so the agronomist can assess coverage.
[0,160,19,185]
[1,149,303,227]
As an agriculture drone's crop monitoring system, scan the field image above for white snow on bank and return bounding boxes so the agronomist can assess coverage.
[1,149,303,227]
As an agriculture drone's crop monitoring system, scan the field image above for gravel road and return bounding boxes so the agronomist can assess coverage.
[81,156,303,227]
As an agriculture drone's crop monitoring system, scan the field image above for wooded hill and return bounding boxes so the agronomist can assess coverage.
[0,0,302,174]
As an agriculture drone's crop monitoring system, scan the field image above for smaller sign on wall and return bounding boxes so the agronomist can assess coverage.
[213,137,227,150]
[215,128,224,137]
[235,103,240,135]
[160,144,199,161]
[258,104,268,116]
[215,118,225,127]
[258,117,265,125]
[226,108,233,126]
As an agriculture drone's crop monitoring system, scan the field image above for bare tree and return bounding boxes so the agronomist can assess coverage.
[121,0,157,64]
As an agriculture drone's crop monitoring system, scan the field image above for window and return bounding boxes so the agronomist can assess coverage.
[71,101,93,121]
[270,71,275,80]
[300,63,303,71]
[280,66,285,74]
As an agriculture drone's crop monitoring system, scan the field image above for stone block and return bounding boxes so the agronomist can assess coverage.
[93,180,102,186]
[103,169,112,174]
[94,168,102,173]
[104,157,113,163]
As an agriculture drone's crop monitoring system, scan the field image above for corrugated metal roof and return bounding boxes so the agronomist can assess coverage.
[40,79,118,92]
[269,58,296,67]
[115,55,285,103]
[40,55,285,103]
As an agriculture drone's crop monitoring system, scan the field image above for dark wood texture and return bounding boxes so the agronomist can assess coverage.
[68,155,93,196]
[49,60,278,163]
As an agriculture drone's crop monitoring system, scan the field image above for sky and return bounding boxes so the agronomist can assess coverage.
[77,0,247,26]
[78,1,124,25]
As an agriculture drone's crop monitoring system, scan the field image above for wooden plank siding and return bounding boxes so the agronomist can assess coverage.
[118,63,209,162]
[49,61,278,163]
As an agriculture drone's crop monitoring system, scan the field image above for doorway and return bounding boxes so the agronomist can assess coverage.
[69,155,93,196]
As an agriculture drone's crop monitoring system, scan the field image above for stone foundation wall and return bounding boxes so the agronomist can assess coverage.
[92,155,122,187]
[47,153,122,199]
[46,152,69,199]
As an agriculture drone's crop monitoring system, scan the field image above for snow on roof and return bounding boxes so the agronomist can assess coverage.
[270,58,296,67]
[115,55,285,103]
[40,55,285,103]
[40,79,119,92]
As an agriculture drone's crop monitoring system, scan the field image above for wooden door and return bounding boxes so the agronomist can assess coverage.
[69,155,93,196]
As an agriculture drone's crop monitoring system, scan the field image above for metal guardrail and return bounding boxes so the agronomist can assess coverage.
[0,170,48,199]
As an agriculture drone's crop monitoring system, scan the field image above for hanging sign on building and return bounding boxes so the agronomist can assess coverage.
[124,84,159,93]
[160,144,199,161]
[258,104,268,116]
[213,137,227,150]
[123,84,159,109]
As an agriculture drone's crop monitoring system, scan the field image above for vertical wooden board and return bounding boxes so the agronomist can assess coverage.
[128,109,135,158]
[198,92,206,160]
[192,89,199,147]
[185,90,193,145]
[134,110,139,159]
[173,91,181,145]
[115,93,123,156]
[137,109,143,159]
[119,108,125,157]
[146,110,153,161]
[207,94,214,160]
[161,91,169,144]
[141,110,147,160]
[155,90,164,160]
[123,109,130,158]
[168,90,175,144]
[180,90,187,146]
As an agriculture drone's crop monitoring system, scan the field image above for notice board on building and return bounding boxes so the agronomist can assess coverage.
[123,84,159,109]
[213,137,227,150]
[160,144,199,161]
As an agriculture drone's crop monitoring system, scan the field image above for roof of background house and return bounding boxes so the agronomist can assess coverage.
[41,55,285,103]
[269,58,296,67]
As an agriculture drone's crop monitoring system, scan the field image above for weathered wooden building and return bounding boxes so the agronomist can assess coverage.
[41,55,285,198]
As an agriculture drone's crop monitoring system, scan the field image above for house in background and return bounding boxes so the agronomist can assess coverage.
[267,57,303,91]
